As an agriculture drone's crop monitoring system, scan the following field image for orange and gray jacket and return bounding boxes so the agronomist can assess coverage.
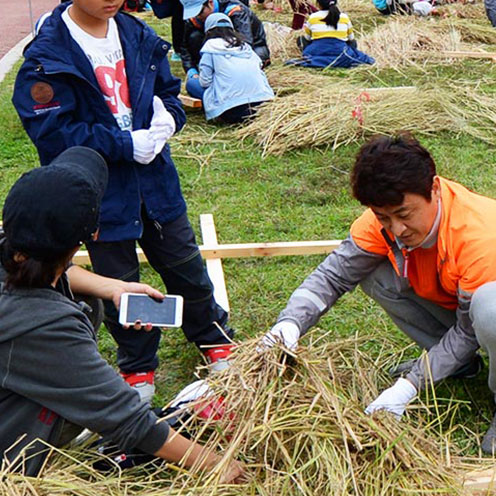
[277,177,496,388]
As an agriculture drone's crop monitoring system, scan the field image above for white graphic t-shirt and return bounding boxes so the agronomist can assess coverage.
[62,9,133,131]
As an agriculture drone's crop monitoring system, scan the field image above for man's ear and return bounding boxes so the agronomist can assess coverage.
[431,176,441,201]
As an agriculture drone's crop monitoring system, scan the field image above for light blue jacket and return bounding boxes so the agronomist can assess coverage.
[199,38,274,120]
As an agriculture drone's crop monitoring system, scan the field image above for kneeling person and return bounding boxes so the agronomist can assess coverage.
[262,134,496,453]
[188,13,274,123]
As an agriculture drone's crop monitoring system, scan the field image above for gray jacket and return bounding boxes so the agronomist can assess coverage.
[0,269,169,475]
[277,234,479,389]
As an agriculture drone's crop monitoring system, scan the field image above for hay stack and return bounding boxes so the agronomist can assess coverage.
[2,333,483,495]
[359,18,462,69]
[238,85,446,155]
[237,83,496,156]
[263,22,301,62]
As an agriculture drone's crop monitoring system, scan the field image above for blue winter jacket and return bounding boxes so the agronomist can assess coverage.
[12,3,187,242]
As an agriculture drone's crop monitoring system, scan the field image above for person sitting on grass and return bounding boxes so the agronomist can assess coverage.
[186,13,274,123]
[0,146,244,481]
[260,133,496,455]
[288,0,374,68]
[372,0,433,17]
[180,0,271,88]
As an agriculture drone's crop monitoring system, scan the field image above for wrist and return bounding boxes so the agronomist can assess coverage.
[187,68,199,79]
[395,377,417,401]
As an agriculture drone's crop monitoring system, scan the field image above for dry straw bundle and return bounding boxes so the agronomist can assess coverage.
[359,18,462,69]
[237,83,496,156]
[264,22,301,62]
[1,333,480,496]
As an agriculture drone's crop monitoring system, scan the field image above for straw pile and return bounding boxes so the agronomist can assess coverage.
[237,83,496,156]
[1,332,481,496]
[437,17,496,44]
[263,21,301,61]
[359,18,462,69]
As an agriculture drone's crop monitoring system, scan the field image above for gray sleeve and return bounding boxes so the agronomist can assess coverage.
[407,294,479,389]
[277,234,385,334]
[5,318,169,455]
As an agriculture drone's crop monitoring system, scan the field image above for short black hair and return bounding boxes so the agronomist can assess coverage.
[351,133,436,207]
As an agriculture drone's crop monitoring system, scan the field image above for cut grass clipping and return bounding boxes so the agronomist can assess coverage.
[2,333,490,495]
[238,83,496,156]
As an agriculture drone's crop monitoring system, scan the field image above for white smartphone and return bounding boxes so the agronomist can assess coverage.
[118,293,183,328]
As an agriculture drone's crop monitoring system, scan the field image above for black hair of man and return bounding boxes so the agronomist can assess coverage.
[351,133,437,207]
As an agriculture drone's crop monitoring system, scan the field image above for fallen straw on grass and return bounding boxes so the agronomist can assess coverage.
[2,332,489,495]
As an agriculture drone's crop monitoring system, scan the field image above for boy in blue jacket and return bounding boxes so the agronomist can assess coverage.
[12,0,235,403]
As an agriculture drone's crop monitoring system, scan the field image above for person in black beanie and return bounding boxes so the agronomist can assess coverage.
[0,146,244,482]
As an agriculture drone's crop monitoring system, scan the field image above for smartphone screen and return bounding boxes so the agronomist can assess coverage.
[123,294,182,327]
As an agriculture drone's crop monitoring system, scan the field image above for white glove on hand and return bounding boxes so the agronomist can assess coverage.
[131,129,157,164]
[260,321,300,351]
[149,96,176,154]
[365,378,417,420]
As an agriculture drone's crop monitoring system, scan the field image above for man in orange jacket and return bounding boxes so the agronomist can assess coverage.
[261,133,496,453]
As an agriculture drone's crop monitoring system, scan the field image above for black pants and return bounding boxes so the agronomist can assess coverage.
[219,102,264,124]
[170,0,185,54]
[87,211,231,374]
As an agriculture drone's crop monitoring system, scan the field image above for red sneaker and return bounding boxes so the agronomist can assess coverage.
[121,371,155,404]
[203,344,235,372]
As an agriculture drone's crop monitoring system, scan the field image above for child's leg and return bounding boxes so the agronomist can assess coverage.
[87,240,161,374]
[218,103,263,124]
[171,0,185,54]
[185,77,205,99]
[138,211,233,348]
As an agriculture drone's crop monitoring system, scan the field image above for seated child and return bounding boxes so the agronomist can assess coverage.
[186,13,274,123]
[373,0,433,16]
[290,0,374,68]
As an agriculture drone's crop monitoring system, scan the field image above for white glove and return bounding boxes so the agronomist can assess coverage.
[260,321,300,351]
[149,96,176,154]
[131,129,157,164]
[365,378,417,420]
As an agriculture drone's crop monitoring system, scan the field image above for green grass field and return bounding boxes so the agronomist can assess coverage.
[1,3,496,463]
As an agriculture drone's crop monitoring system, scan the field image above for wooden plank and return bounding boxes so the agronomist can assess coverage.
[179,94,203,108]
[464,466,496,492]
[72,239,342,265]
[199,240,342,259]
[200,214,230,312]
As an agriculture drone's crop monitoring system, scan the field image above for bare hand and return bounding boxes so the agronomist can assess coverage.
[111,282,164,331]
[219,460,245,484]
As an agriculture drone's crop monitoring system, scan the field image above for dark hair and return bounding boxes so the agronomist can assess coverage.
[1,238,72,290]
[204,26,245,47]
[351,133,437,207]
[317,0,340,29]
